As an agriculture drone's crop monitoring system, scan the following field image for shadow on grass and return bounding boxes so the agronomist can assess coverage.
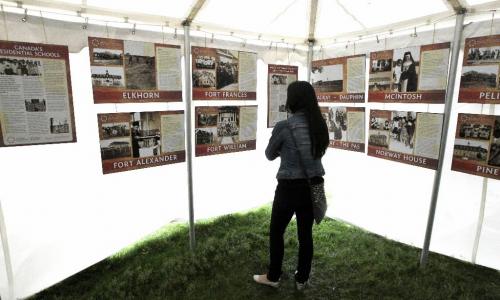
[32,205,500,299]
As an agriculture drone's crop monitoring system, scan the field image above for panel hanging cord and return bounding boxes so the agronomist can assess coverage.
[1,4,9,41]
[39,10,48,43]
[490,11,495,36]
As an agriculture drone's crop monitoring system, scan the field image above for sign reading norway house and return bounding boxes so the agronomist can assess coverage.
[368,110,444,169]
[98,111,185,174]
[368,42,451,103]
[192,46,257,100]
[88,37,182,104]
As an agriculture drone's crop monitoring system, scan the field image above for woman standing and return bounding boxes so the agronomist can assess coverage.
[400,51,418,92]
[253,81,329,290]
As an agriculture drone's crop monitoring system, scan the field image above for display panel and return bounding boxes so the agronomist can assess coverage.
[88,37,182,103]
[368,43,450,103]
[195,106,257,156]
[0,40,76,147]
[192,46,257,100]
[312,54,366,103]
[368,109,443,169]
[98,111,185,174]
[321,106,365,153]
[267,64,298,127]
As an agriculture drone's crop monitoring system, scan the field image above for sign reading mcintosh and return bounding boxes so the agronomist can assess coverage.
[195,106,257,157]
[88,37,182,104]
[451,113,500,180]
[459,35,500,104]
[368,110,444,169]
[98,111,185,174]
[368,42,450,103]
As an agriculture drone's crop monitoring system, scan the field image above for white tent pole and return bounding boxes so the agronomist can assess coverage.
[420,10,466,267]
[471,104,495,263]
[0,200,14,300]
[307,40,314,83]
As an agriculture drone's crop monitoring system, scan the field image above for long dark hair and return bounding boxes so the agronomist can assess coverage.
[286,81,329,159]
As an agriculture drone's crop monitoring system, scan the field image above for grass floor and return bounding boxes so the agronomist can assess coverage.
[32,206,500,299]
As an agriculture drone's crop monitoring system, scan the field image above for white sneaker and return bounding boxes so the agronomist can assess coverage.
[253,274,279,288]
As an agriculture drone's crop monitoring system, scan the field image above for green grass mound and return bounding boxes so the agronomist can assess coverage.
[32,206,500,299]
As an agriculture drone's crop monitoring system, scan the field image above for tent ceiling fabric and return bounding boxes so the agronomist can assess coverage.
[3,0,500,44]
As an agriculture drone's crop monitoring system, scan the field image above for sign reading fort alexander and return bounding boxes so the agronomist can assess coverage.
[312,54,366,103]
[192,46,257,100]
[459,35,500,104]
[368,109,444,169]
[320,106,365,153]
[451,113,500,180]
[195,106,257,156]
[0,40,76,147]
[88,37,182,104]
[368,43,451,103]
[98,111,185,174]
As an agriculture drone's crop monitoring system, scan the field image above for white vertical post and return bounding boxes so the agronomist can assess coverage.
[420,11,466,266]
[0,201,14,300]
[183,22,195,251]
[307,40,314,83]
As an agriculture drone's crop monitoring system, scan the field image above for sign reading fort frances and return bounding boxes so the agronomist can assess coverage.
[459,35,500,104]
[451,113,500,180]
[0,40,76,147]
[368,110,444,169]
[98,111,185,174]
[192,46,257,100]
[312,54,366,103]
[321,106,365,153]
[267,64,298,127]
[369,43,450,103]
[88,37,182,103]
[195,106,257,156]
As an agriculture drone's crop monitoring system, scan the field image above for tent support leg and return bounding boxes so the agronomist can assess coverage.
[307,40,314,83]
[0,201,14,300]
[420,10,466,267]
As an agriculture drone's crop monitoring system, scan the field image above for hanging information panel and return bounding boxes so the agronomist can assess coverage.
[320,106,365,153]
[368,109,443,169]
[192,46,257,100]
[88,37,182,103]
[368,42,450,103]
[312,54,366,103]
[0,40,76,147]
[195,105,257,156]
[451,113,500,180]
[459,35,500,104]
[267,64,298,127]
[98,111,185,174]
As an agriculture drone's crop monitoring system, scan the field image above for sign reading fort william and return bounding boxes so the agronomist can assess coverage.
[459,35,500,104]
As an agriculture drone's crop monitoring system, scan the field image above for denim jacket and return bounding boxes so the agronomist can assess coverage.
[265,112,325,179]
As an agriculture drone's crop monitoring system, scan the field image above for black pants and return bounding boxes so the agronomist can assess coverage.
[267,178,314,283]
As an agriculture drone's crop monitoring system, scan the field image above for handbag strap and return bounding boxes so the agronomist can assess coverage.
[286,120,310,180]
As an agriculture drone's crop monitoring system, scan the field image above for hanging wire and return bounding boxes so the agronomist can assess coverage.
[353,41,356,55]
[1,4,9,41]
[39,11,48,43]
[490,11,495,36]
[105,21,109,38]
[161,24,165,43]
[432,23,436,44]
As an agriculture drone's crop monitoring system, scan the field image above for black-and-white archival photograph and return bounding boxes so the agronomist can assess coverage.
[392,47,420,92]
[388,111,417,154]
[369,117,390,148]
[458,123,492,140]
[460,65,498,89]
[92,48,123,65]
[195,55,216,69]
[488,117,500,166]
[327,107,347,141]
[25,99,46,112]
[371,59,392,73]
[467,46,500,65]
[49,117,70,134]
[271,74,288,85]
[311,64,343,92]
[91,66,125,88]
[217,107,239,144]
[102,122,131,139]
[124,40,156,90]
[198,113,218,127]
[130,112,161,158]
[100,138,132,160]
[193,70,216,88]
[216,49,239,90]
[454,138,489,163]
[0,57,42,76]
[369,73,392,91]
[195,128,216,145]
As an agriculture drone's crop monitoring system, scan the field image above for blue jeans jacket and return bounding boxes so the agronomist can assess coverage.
[265,112,325,179]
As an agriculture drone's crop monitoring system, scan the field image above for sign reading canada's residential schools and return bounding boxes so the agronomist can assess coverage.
[368,110,444,169]
[451,113,500,180]
[368,42,450,103]
[195,106,257,156]
[88,37,182,103]
[459,35,500,104]
[192,46,257,100]
[320,106,365,153]
[312,54,366,103]
[98,111,185,174]
[267,64,298,127]
[0,40,76,147]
